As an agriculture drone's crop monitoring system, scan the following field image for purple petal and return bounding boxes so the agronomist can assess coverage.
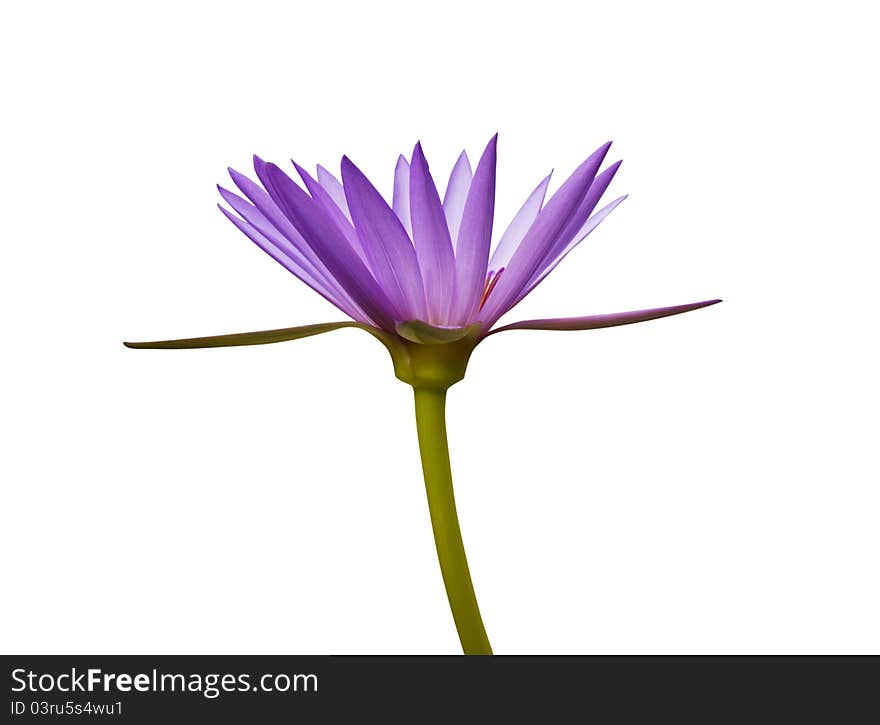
[409,142,456,323]
[392,155,412,237]
[227,166,331,280]
[488,172,552,273]
[340,156,428,321]
[224,170,368,316]
[479,142,612,325]
[540,160,622,268]
[261,162,399,330]
[449,135,497,325]
[515,195,628,306]
[442,150,473,249]
[488,299,722,335]
[218,203,322,292]
[316,164,352,221]
[217,204,367,322]
[219,185,334,288]
[293,161,370,267]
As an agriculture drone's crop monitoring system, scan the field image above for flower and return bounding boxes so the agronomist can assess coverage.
[130,135,719,381]
[209,135,717,348]
[125,136,720,654]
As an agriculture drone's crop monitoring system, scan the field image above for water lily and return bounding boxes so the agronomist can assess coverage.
[126,135,720,654]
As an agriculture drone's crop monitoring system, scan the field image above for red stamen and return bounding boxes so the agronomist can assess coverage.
[479,268,504,310]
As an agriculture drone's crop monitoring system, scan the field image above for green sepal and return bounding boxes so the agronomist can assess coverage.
[123,321,366,349]
[395,320,482,345]
[124,318,482,390]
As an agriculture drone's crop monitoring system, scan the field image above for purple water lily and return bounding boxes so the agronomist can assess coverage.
[209,135,715,339]
[126,136,720,654]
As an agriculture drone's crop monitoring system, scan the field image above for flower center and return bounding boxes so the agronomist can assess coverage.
[479,268,504,310]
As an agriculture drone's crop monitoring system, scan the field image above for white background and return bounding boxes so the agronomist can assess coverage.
[2,1,877,654]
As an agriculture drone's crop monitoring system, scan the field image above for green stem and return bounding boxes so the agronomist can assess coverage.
[413,386,492,655]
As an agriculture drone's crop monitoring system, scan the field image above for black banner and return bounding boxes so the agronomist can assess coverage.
[2,655,877,722]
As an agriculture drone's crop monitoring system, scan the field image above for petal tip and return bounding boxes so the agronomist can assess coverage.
[291,158,313,179]
[339,155,363,182]
[596,140,613,156]
[227,167,246,184]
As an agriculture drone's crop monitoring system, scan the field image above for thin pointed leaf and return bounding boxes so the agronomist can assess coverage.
[124,322,366,349]
[488,299,722,335]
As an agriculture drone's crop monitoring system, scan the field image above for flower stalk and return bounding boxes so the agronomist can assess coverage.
[413,385,492,655]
